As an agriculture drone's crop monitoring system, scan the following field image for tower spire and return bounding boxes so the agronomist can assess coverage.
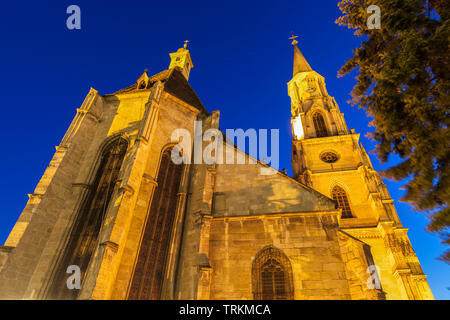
[169,42,194,81]
[289,35,312,76]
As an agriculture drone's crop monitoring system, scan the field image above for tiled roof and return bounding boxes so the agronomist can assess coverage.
[110,68,207,113]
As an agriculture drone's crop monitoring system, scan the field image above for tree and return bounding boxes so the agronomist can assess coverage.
[336,0,449,261]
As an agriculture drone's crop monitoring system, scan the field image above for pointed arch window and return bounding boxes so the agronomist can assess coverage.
[128,147,183,300]
[252,246,294,300]
[312,113,328,137]
[47,138,128,299]
[332,186,353,218]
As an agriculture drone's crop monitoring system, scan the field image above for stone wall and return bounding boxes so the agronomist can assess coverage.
[0,88,105,299]
[207,213,356,300]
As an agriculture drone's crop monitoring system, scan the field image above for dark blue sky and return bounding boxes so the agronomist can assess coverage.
[0,1,448,299]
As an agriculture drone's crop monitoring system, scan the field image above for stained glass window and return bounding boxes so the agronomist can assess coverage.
[252,246,294,300]
[313,113,328,137]
[48,138,128,299]
[332,186,353,218]
[128,147,183,300]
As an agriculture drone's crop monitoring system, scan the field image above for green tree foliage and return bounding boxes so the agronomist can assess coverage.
[336,0,449,261]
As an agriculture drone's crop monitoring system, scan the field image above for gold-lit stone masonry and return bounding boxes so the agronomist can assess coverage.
[288,40,433,300]
[0,42,433,300]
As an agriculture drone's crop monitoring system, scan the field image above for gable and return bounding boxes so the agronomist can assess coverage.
[212,142,336,217]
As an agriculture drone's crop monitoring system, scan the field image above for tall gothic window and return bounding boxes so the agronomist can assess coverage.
[252,246,294,300]
[128,147,183,300]
[332,186,353,218]
[312,113,328,137]
[48,138,128,299]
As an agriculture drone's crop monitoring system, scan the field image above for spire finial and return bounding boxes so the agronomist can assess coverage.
[289,34,298,46]
[183,40,190,49]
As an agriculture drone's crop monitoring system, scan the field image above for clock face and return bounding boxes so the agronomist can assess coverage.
[305,76,317,94]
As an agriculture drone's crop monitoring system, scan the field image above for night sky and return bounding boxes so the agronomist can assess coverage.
[0,1,448,299]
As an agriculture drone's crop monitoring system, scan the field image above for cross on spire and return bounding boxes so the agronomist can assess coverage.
[289,34,299,46]
[183,40,190,49]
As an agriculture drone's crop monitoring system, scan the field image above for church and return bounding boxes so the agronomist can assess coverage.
[0,40,434,300]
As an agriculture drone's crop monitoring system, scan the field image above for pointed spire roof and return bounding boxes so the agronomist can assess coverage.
[293,44,312,76]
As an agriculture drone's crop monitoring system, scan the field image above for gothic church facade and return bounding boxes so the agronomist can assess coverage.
[0,43,433,300]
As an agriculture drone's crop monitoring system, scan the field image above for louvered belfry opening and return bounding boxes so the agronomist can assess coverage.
[128,147,183,300]
[312,113,328,137]
[48,138,128,299]
[332,186,353,218]
[252,246,294,300]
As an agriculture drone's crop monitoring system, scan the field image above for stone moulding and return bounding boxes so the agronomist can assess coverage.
[213,210,341,221]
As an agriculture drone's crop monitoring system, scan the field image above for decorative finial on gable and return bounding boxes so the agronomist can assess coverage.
[184,40,190,49]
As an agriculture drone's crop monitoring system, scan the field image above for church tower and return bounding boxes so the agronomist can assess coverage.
[288,36,434,300]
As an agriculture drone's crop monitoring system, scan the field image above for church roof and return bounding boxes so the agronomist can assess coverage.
[164,68,207,113]
[109,68,207,113]
[293,45,313,76]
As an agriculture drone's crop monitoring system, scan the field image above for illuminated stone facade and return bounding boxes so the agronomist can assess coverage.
[0,44,433,300]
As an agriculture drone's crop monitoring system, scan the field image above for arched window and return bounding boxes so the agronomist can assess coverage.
[128,147,183,300]
[312,113,328,137]
[332,186,353,218]
[252,246,294,300]
[48,138,128,299]
[138,81,147,89]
